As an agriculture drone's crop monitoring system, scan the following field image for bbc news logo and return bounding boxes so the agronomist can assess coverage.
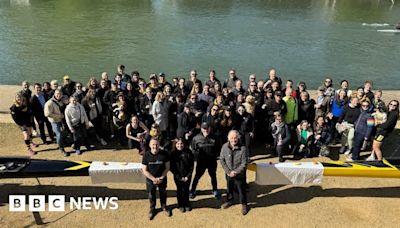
[9,195,119,212]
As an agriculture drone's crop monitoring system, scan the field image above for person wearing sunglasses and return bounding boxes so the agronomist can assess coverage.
[371,100,399,161]
[346,99,375,161]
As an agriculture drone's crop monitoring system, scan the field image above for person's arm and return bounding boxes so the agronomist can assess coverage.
[233,146,247,174]
[219,147,231,174]
[138,121,149,134]
[64,107,74,132]
[126,124,135,140]
[142,164,156,182]
[186,151,195,179]
[379,111,397,130]
[10,106,23,126]
[160,161,170,180]
[281,124,291,145]
[364,116,375,140]
[338,106,347,123]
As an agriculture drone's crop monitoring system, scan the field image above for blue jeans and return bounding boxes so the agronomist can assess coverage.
[51,122,64,150]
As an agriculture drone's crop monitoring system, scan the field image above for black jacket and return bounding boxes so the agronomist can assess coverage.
[177,112,196,139]
[233,112,254,134]
[30,94,49,119]
[10,104,33,126]
[191,133,218,161]
[170,148,194,180]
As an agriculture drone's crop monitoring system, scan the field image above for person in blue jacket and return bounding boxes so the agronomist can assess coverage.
[347,99,375,161]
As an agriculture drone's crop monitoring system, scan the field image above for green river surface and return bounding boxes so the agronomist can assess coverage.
[0,0,399,88]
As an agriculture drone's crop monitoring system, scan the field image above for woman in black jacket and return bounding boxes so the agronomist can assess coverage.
[313,116,332,157]
[372,100,399,161]
[10,93,37,155]
[233,105,254,159]
[170,138,194,213]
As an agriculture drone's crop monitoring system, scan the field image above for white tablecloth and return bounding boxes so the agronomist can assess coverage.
[89,161,145,184]
[255,162,323,185]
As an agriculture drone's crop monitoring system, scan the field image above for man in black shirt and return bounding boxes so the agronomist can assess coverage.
[190,122,221,200]
[142,139,172,220]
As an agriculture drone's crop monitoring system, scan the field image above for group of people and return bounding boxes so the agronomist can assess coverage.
[9,65,399,218]
[10,65,399,161]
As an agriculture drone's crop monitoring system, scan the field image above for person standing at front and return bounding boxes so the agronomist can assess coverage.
[142,139,172,220]
[190,122,221,199]
[65,95,91,155]
[220,130,249,215]
[44,89,68,157]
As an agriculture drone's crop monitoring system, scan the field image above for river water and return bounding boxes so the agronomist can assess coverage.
[0,0,399,88]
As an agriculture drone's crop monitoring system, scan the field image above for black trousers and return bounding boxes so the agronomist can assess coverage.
[174,176,191,207]
[226,174,247,205]
[191,159,218,192]
[35,116,54,142]
[146,179,167,210]
[72,124,89,150]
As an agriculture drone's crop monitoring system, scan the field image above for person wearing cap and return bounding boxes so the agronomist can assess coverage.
[190,122,221,200]
[220,130,249,215]
[315,86,332,118]
[147,73,159,94]
[61,75,76,97]
[157,73,171,91]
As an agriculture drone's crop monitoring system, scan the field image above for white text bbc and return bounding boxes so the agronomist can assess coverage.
[9,195,119,212]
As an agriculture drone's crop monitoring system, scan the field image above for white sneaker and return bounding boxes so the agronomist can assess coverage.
[345,157,354,162]
[344,150,351,155]
[32,130,38,137]
[100,138,107,146]
[366,154,375,161]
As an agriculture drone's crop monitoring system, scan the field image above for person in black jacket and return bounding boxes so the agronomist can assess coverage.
[271,114,291,162]
[190,122,220,199]
[372,100,399,160]
[233,105,254,160]
[313,116,332,157]
[30,83,54,144]
[170,138,194,213]
[10,93,37,156]
[176,104,196,140]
